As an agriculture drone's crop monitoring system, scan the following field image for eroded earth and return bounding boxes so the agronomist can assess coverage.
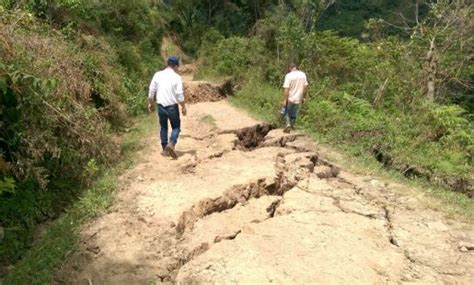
[56,99,474,284]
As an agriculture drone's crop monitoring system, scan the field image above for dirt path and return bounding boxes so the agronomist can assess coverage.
[56,78,474,284]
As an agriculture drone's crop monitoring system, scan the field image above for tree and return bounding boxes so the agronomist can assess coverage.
[283,0,336,32]
[416,0,473,104]
[392,0,473,103]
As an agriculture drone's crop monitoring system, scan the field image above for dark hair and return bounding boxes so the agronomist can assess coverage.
[288,62,297,70]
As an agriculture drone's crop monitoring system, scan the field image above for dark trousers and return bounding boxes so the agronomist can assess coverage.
[157,104,181,150]
[285,103,300,127]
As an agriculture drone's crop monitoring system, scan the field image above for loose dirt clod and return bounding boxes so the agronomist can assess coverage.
[184,82,229,103]
[233,123,274,150]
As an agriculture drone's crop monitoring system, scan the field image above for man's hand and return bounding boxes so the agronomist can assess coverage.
[148,103,155,113]
[282,88,289,107]
[181,105,187,116]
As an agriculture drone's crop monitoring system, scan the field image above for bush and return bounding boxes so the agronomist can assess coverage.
[230,80,281,124]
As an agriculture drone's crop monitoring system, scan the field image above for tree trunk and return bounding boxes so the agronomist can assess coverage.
[425,38,437,102]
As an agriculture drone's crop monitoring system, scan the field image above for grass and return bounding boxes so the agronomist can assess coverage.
[2,115,155,285]
[161,36,191,64]
[228,84,474,222]
[199,114,218,129]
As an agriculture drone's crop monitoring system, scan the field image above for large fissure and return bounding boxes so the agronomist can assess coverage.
[158,131,320,282]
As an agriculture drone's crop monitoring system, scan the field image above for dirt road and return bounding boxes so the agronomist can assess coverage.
[57,82,474,284]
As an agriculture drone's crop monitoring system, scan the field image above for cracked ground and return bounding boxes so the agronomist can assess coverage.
[56,98,474,284]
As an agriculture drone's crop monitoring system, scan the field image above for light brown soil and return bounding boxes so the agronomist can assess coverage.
[183,81,228,103]
[55,80,474,284]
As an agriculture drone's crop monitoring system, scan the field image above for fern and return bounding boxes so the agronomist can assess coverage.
[0,177,15,195]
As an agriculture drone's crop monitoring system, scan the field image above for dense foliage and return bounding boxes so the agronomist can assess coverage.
[318,0,426,37]
[0,0,165,270]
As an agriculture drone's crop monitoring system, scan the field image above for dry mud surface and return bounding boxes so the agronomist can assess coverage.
[56,99,474,284]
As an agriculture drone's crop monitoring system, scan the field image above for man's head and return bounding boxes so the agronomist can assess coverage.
[167,56,180,69]
[288,62,298,72]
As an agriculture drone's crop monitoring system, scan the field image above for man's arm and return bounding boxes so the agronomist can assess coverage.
[302,74,309,104]
[148,75,157,112]
[282,74,290,106]
[148,97,155,112]
[302,86,308,104]
[176,77,186,116]
[179,100,186,116]
[282,88,289,106]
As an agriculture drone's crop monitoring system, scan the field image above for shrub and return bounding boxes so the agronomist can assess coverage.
[197,35,276,82]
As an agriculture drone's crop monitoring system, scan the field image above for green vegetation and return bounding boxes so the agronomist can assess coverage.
[199,114,218,130]
[318,0,423,37]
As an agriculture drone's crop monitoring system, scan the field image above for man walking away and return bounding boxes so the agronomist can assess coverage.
[148,56,187,159]
[281,63,308,133]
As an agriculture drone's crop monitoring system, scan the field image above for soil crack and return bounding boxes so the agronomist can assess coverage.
[266,199,282,218]
[231,123,274,150]
[176,150,309,237]
[383,206,399,247]
[176,179,277,237]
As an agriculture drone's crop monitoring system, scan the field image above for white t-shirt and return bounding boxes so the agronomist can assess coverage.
[148,67,184,107]
[283,70,308,104]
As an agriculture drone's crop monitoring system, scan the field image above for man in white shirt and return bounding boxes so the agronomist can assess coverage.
[148,56,187,159]
[281,63,308,133]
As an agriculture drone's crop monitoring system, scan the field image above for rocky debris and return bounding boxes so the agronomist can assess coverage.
[314,165,339,179]
[260,129,304,148]
[232,123,273,150]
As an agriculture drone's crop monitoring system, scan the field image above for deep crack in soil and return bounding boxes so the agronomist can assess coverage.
[55,82,474,285]
[166,149,315,281]
[231,123,274,150]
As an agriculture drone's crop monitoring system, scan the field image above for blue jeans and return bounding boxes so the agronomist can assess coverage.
[285,103,300,127]
[157,104,181,150]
